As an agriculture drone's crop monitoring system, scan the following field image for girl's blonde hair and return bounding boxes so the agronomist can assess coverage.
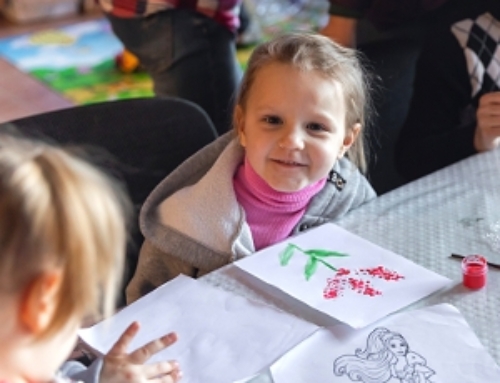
[234,32,375,173]
[0,133,130,337]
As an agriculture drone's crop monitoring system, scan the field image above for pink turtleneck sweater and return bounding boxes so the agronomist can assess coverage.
[233,158,326,251]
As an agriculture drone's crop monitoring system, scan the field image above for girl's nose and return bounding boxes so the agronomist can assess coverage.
[278,128,305,150]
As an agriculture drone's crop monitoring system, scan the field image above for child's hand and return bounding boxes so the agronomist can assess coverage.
[100,321,181,383]
[474,92,500,152]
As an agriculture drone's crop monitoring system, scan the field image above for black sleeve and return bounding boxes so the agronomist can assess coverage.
[394,22,477,181]
[328,0,371,18]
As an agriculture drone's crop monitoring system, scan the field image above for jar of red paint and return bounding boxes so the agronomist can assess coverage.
[461,254,488,289]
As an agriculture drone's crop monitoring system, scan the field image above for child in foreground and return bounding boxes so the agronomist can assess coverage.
[0,134,181,383]
[128,32,377,303]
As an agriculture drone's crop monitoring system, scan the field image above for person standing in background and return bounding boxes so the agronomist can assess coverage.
[321,0,450,48]
[98,0,243,135]
[395,0,500,181]
[319,0,454,194]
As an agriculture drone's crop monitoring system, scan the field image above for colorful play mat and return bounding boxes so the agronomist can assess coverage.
[0,0,328,105]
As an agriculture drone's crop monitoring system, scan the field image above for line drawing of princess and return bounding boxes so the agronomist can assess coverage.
[333,327,435,383]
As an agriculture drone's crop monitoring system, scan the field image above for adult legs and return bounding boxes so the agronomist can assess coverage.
[108,10,242,135]
[359,39,420,194]
[355,20,433,193]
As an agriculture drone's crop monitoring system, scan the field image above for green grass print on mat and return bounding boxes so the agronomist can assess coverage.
[31,59,153,104]
[0,1,328,105]
[0,18,154,105]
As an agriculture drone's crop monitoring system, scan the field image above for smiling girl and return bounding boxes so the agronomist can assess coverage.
[127,32,377,303]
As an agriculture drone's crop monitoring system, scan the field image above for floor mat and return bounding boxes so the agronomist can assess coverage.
[0,18,154,104]
[0,1,328,105]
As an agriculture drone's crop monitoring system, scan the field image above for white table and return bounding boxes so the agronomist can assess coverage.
[336,149,500,361]
[203,148,500,379]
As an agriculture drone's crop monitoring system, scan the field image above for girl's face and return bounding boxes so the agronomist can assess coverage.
[388,336,408,356]
[236,62,359,192]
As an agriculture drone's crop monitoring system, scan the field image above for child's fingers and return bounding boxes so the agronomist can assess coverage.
[107,321,140,355]
[150,366,183,383]
[480,92,500,106]
[167,367,182,383]
[144,360,180,379]
[129,332,178,363]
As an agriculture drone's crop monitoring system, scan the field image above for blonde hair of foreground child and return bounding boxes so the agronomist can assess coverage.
[234,32,374,173]
[0,133,130,381]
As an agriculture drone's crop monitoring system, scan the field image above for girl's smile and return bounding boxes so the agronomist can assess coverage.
[271,158,307,168]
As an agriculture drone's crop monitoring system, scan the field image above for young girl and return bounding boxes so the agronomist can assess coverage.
[0,134,181,383]
[127,32,377,303]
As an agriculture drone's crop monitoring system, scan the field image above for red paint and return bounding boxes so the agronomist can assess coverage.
[462,255,488,289]
[348,277,363,290]
[323,288,339,299]
[323,266,398,299]
[323,277,343,298]
[360,266,405,281]
[364,285,382,297]
[336,268,351,276]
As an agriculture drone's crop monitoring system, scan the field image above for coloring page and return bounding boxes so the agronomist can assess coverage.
[271,304,500,382]
[236,223,451,328]
[79,275,318,383]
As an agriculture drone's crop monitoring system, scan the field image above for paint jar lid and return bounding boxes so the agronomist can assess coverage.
[461,254,488,289]
[462,255,488,275]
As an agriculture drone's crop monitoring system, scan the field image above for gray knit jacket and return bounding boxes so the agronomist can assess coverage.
[126,133,376,303]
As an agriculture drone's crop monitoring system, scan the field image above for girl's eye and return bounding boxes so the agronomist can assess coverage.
[307,123,327,132]
[263,115,282,125]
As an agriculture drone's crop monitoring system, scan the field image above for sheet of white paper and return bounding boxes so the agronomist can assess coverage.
[271,303,500,383]
[78,275,318,383]
[235,223,451,328]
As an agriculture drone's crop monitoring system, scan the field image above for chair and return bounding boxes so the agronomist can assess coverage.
[0,96,219,305]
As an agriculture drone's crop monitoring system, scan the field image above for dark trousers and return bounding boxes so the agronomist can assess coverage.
[108,9,242,135]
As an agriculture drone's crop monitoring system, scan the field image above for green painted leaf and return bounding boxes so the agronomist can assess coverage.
[317,258,338,272]
[288,243,304,253]
[279,244,295,266]
[281,243,344,276]
[304,257,318,280]
[304,249,349,258]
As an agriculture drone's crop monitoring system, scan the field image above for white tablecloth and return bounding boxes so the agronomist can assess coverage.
[336,149,500,361]
[203,148,500,374]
